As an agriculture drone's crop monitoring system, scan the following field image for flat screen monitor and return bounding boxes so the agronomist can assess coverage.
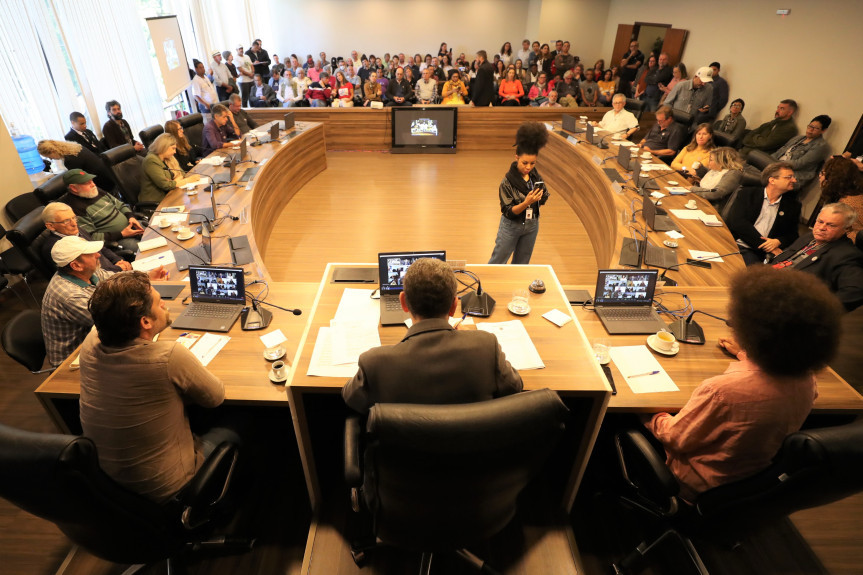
[391,107,457,154]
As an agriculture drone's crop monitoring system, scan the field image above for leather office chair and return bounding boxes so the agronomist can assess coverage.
[611,422,863,574]
[4,191,44,222]
[101,144,158,217]
[179,113,205,157]
[711,130,736,149]
[33,172,68,204]
[139,124,164,149]
[625,98,645,121]
[0,423,252,570]
[344,389,569,574]
[1,309,51,373]
[740,149,774,187]
[671,109,694,134]
[6,207,56,278]
[0,223,40,305]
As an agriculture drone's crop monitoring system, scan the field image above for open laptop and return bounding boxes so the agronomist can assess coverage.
[593,269,667,334]
[632,160,660,190]
[282,112,295,131]
[213,154,237,184]
[618,144,633,170]
[619,235,678,270]
[585,121,599,145]
[642,194,678,233]
[175,228,212,271]
[170,265,245,332]
[378,250,446,325]
[562,114,585,134]
[189,187,220,228]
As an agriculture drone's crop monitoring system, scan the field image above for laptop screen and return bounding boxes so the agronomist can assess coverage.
[378,251,446,294]
[593,269,658,306]
[618,144,632,170]
[188,266,245,304]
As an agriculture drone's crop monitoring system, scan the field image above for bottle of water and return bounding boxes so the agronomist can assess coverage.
[10,123,45,175]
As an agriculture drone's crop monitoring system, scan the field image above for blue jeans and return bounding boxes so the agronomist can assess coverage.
[488,216,539,264]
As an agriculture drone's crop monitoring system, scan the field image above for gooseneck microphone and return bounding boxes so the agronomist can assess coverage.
[597,129,628,149]
[658,251,741,286]
[668,309,730,345]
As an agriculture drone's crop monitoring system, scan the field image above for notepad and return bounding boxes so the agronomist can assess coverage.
[609,346,678,393]
[477,320,544,371]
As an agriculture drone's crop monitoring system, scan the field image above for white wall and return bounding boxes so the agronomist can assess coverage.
[534,0,610,65]
[599,0,863,152]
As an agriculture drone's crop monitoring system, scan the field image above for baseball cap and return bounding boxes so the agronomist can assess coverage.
[51,235,103,267]
[212,50,221,58]
[694,67,714,83]
[236,44,244,50]
[62,170,96,185]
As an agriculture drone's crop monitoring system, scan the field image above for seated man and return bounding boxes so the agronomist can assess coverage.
[539,90,562,108]
[226,94,258,135]
[248,73,276,107]
[58,170,144,251]
[101,100,145,153]
[663,66,714,125]
[65,111,106,155]
[739,99,799,160]
[201,104,238,156]
[41,236,166,367]
[342,258,522,414]
[555,71,579,108]
[307,71,333,107]
[579,68,599,107]
[80,271,228,503]
[727,161,801,265]
[760,115,832,191]
[415,68,437,105]
[770,202,863,311]
[593,93,639,139]
[637,105,687,160]
[40,202,131,273]
[385,67,414,107]
[646,266,842,502]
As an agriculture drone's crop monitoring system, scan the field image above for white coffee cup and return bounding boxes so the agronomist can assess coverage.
[686,199,697,209]
[272,360,287,380]
[654,330,675,351]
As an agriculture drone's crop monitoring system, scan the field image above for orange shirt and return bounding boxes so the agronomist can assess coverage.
[498,79,524,99]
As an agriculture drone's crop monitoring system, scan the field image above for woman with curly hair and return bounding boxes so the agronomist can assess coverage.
[37,139,114,191]
[488,123,550,264]
[820,155,863,240]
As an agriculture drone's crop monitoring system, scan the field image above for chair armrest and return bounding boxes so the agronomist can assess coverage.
[615,428,680,516]
[178,441,239,529]
[747,149,774,171]
[344,415,363,487]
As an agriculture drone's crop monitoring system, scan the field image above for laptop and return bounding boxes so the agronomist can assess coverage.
[618,144,633,170]
[585,121,599,145]
[378,250,447,325]
[239,138,249,161]
[642,194,678,233]
[175,228,212,271]
[213,154,237,184]
[562,114,585,134]
[170,265,245,332]
[593,269,667,334]
[282,112,295,131]
[632,160,660,190]
[268,122,279,143]
[189,187,220,228]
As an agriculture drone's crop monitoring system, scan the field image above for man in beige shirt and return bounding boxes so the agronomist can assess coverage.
[79,271,228,503]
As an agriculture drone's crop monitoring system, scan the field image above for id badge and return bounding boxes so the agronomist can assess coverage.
[525,207,533,220]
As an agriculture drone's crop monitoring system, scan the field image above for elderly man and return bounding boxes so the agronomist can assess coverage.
[555,70,580,108]
[201,104,238,156]
[638,105,688,159]
[664,66,715,124]
[415,67,437,104]
[210,50,233,102]
[226,94,258,135]
[385,67,414,107]
[342,258,522,414]
[58,170,144,250]
[539,90,562,107]
[277,69,304,108]
[41,202,131,273]
[249,73,276,107]
[593,93,639,139]
[79,271,228,503]
[770,203,863,311]
[739,99,799,160]
[41,236,166,367]
[65,111,105,155]
[727,162,802,265]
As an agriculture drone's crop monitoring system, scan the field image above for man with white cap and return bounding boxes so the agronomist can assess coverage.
[210,50,233,102]
[235,44,255,106]
[664,66,715,125]
[41,235,167,367]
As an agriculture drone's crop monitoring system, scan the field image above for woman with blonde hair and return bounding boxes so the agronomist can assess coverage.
[689,146,744,212]
[672,123,715,174]
[37,139,114,191]
[140,133,199,203]
[164,120,197,171]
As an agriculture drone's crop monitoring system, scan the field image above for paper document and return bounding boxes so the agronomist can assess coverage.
[198,156,224,166]
[669,209,707,220]
[131,250,176,272]
[699,214,723,226]
[329,319,381,365]
[640,163,670,172]
[334,288,380,324]
[150,212,188,227]
[665,186,689,194]
[477,320,544,371]
[688,250,724,262]
[137,237,168,252]
[259,329,287,349]
[665,230,685,239]
[307,327,360,377]
[650,191,666,199]
[609,346,678,393]
[190,333,230,366]
[542,309,573,327]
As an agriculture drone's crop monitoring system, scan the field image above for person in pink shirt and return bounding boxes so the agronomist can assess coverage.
[646,266,843,501]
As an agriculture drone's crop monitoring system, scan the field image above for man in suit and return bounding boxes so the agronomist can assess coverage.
[471,50,495,107]
[342,258,522,414]
[727,161,802,265]
[248,74,276,107]
[101,100,145,153]
[771,202,863,311]
[65,112,106,155]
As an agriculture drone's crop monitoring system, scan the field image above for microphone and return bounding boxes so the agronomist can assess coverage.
[254,299,302,315]
[597,129,628,149]
[636,170,668,196]
[454,270,495,317]
[668,309,730,345]
[246,132,261,147]
[658,251,741,286]
[146,218,209,265]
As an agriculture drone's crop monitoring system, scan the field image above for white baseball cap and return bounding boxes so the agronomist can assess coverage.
[694,67,714,83]
[51,235,103,267]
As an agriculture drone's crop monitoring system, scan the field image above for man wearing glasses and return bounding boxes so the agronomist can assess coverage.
[40,202,131,273]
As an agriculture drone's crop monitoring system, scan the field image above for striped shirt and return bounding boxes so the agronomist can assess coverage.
[62,190,132,243]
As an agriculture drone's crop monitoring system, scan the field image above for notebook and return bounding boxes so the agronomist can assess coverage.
[171,266,245,332]
[593,269,667,334]
[378,250,446,325]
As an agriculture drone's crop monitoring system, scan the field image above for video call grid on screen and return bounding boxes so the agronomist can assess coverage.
[594,270,657,304]
[189,267,245,302]
[379,252,446,291]
[392,108,456,147]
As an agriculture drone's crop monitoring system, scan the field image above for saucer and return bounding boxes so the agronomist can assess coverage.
[507,301,530,316]
[186,190,198,196]
[269,369,288,384]
[158,221,172,229]
[667,180,679,185]
[177,231,195,241]
[647,334,679,356]
[263,346,286,361]
[686,203,699,210]
[641,153,652,159]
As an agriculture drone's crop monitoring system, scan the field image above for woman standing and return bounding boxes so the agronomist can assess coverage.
[488,123,550,265]
[659,63,686,104]
[498,42,514,67]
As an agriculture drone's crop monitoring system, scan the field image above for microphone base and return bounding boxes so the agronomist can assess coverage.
[659,275,677,287]
[241,306,273,330]
[668,319,706,345]
[460,291,495,317]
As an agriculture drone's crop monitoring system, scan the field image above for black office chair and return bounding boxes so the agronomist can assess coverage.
[1,309,51,373]
[0,223,40,305]
[344,389,569,574]
[179,113,205,157]
[712,130,736,149]
[0,423,252,571]
[101,144,158,217]
[6,207,56,279]
[5,191,44,222]
[855,230,863,253]
[33,172,68,205]
[625,98,646,121]
[671,108,694,134]
[740,149,774,187]
[139,124,165,149]
[611,422,863,574]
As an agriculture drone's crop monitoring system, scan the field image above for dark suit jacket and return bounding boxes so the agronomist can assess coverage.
[773,233,863,311]
[385,78,414,102]
[472,61,495,107]
[102,118,139,149]
[248,83,276,106]
[342,318,523,414]
[65,128,106,155]
[726,186,801,254]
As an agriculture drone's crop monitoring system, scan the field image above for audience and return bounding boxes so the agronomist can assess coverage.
[471,50,495,107]
[671,123,715,174]
[235,45,255,106]
[363,71,383,106]
[618,40,644,97]
[527,72,550,106]
[497,67,524,106]
[659,63,686,104]
[191,60,219,115]
[385,67,413,107]
[540,90,562,108]
[555,71,579,108]
[580,68,599,107]
[441,71,468,106]
[712,98,747,144]
[249,73,276,107]
[65,111,106,155]
[663,66,715,125]
[415,68,437,105]
[820,156,863,241]
[739,99,799,159]
[102,100,144,153]
[756,114,833,190]
[709,62,729,115]
[332,71,355,107]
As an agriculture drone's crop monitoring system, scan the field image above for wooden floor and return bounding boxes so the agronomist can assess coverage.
[2,149,863,574]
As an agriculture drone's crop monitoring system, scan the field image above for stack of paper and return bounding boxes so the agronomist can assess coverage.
[131,250,176,272]
[669,209,707,220]
[688,250,724,262]
[609,346,678,393]
[198,156,224,166]
[307,288,381,377]
[190,333,231,366]
[699,214,723,226]
[137,237,168,252]
[666,186,689,195]
[150,212,188,228]
[477,320,544,370]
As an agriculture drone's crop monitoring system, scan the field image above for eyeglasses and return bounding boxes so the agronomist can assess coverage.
[52,216,78,225]
[806,125,823,130]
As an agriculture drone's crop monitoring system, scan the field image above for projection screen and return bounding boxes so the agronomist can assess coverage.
[146,15,191,101]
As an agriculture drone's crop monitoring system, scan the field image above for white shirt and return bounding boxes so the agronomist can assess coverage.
[517,49,532,69]
[191,74,219,106]
[598,108,639,133]
[236,54,254,83]
[211,60,232,88]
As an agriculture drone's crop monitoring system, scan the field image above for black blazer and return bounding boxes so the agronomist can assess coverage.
[726,186,801,252]
[65,128,106,155]
[773,232,863,311]
[472,61,496,107]
[63,147,115,192]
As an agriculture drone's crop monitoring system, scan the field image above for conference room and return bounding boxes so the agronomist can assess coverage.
[1,1,862,574]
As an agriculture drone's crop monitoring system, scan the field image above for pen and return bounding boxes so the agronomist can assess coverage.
[452,313,468,328]
[630,370,660,378]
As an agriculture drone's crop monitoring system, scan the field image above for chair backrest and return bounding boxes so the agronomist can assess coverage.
[6,207,55,278]
[363,389,568,551]
[1,310,46,372]
[179,113,204,156]
[139,124,165,149]
[0,422,185,564]
[34,172,69,205]
[746,149,774,172]
[696,421,863,521]
[855,230,863,253]
[712,130,736,148]
[625,98,645,121]
[5,192,44,222]
[671,108,694,132]
[101,144,143,206]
